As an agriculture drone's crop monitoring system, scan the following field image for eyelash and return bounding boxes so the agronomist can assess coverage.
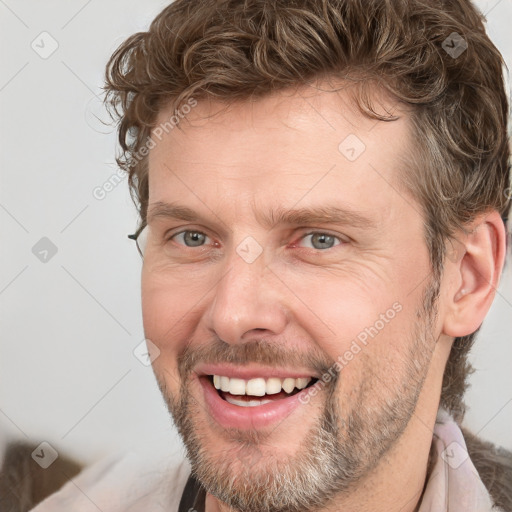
[168,230,345,251]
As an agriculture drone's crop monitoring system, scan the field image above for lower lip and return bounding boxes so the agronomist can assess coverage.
[199,377,312,430]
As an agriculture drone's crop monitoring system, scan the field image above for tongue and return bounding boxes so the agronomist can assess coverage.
[220,390,293,402]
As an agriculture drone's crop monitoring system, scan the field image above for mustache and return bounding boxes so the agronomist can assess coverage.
[178,336,335,380]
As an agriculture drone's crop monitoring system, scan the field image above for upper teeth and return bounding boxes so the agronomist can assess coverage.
[212,375,312,396]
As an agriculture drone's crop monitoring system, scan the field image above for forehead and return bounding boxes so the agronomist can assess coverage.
[147,83,415,219]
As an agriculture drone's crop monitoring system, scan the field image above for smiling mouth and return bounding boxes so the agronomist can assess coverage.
[208,374,319,407]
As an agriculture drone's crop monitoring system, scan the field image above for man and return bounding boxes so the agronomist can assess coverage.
[30,0,511,511]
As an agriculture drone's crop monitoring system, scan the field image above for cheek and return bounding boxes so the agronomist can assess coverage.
[281,267,425,387]
[141,270,207,366]
[142,281,204,399]
[279,267,402,352]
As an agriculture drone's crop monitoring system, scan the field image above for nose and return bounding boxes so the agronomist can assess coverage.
[204,251,289,344]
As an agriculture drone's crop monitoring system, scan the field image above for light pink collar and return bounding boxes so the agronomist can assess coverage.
[419,408,502,512]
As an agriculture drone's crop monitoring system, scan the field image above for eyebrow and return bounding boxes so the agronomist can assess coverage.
[147,202,205,224]
[256,205,376,230]
[147,201,376,230]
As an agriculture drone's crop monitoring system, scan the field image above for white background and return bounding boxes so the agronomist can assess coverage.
[1,0,511,466]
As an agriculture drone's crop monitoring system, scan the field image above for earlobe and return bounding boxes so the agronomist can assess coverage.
[443,211,506,338]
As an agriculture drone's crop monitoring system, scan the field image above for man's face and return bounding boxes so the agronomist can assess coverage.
[142,86,442,511]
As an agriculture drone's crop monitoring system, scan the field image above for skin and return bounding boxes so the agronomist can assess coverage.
[141,83,506,511]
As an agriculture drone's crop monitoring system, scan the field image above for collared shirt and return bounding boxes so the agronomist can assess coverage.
[31,409,502,512]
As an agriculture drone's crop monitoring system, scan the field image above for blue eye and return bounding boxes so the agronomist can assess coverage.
[299,233,341,250]
[172,230,210,247]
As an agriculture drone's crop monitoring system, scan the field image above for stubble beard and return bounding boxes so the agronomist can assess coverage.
[156,284,439,512]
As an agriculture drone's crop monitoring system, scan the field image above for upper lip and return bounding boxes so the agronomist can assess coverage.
[194,363,319,380]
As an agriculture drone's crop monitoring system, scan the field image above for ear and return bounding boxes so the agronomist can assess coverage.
[442,210,507,338]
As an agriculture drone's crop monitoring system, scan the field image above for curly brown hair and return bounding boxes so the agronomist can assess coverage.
[104,0,511,423]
